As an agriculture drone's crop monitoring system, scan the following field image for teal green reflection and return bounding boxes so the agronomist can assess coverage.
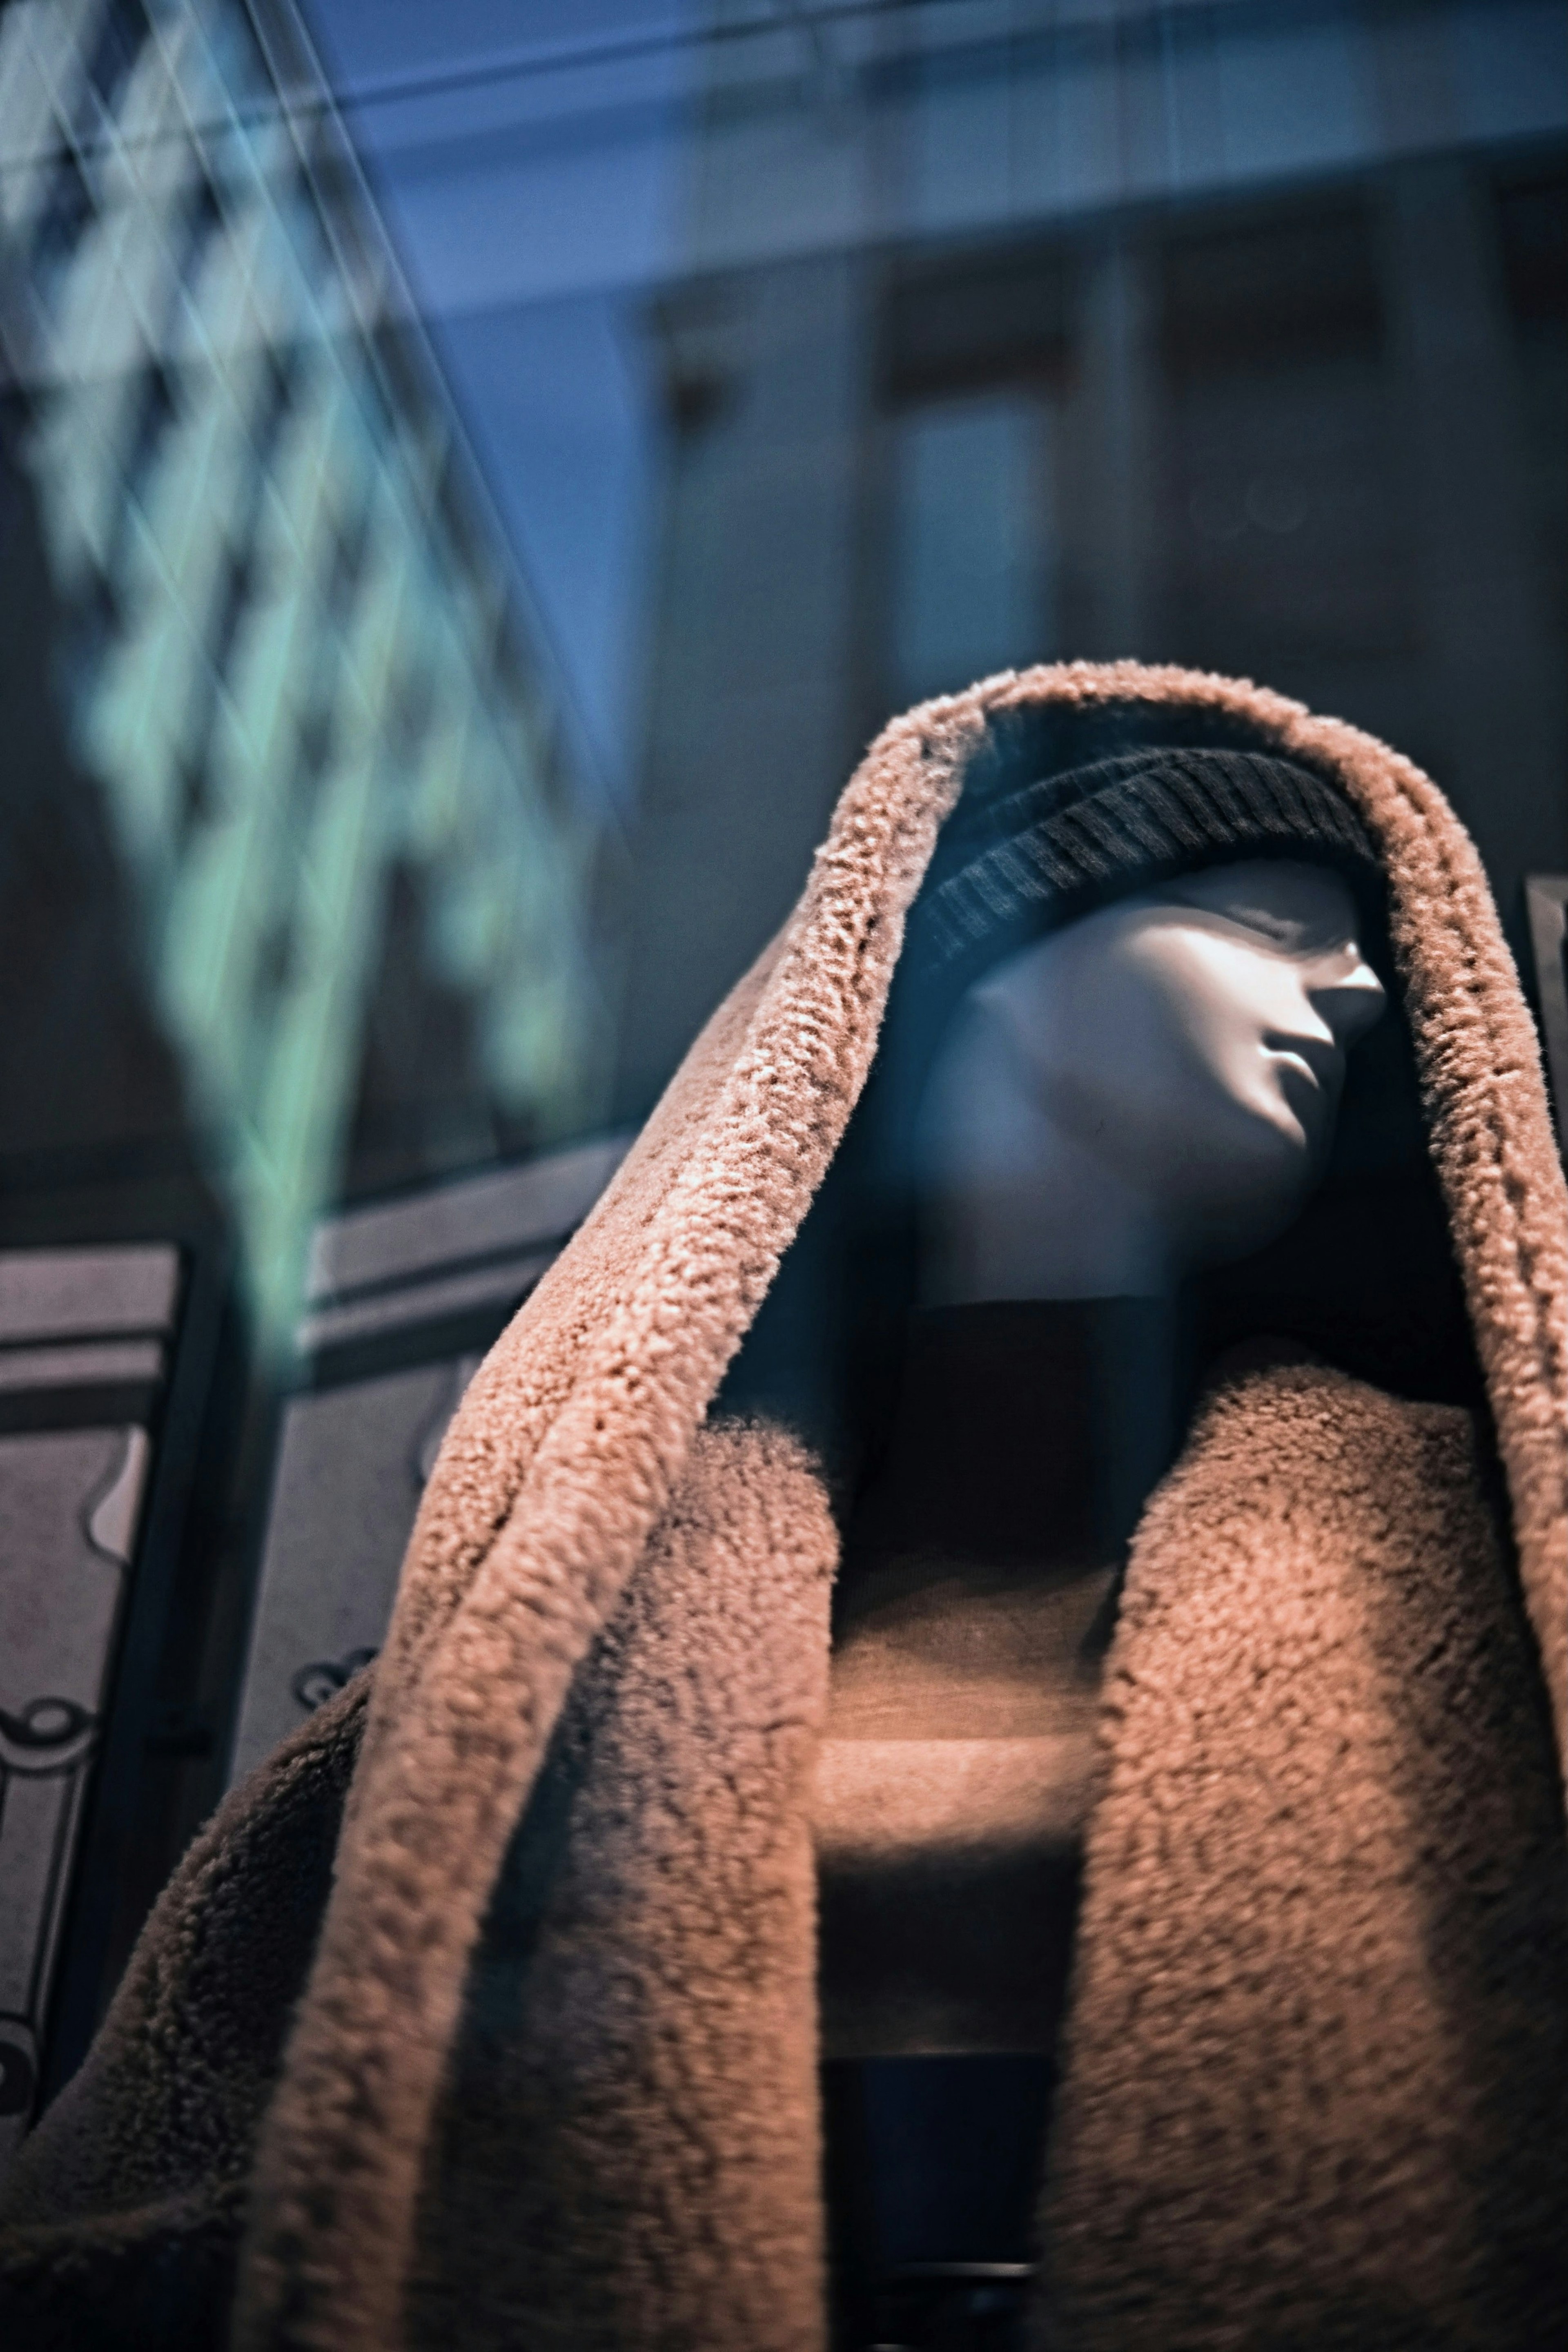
[0,0,606,1344]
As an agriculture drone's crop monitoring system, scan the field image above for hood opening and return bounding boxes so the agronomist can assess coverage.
[719,694,1484,1527]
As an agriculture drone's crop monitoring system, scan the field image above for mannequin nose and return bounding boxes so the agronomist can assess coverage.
[1312,954,1386,1046]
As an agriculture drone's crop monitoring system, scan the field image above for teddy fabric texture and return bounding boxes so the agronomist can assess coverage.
[1,662,1564,2352]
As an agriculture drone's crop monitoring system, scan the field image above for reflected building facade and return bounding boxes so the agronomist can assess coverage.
[619,0,1568,1114]
[0,0,608,1341]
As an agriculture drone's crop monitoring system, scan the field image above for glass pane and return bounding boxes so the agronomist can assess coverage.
[1,0,1564,2174]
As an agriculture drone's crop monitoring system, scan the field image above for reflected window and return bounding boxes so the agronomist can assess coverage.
[889,390,1051,708]
[883,244,1071,704]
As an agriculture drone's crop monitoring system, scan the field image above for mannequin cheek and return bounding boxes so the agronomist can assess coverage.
[1112,965,1261,1133]
[1049,950,1207,1103]
[1134,939,1313,1127]
[1136,1016,1321,1195]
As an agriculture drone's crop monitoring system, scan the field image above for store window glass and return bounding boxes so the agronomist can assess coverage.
[0,0,1564,2182]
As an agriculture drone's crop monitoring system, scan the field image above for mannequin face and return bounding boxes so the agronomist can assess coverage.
[918,859,1387,1302]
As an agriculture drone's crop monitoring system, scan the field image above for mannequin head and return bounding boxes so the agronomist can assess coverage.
[917,858,1386,1304]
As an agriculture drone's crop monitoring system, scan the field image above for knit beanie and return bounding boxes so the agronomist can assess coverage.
[913,743,1383,990]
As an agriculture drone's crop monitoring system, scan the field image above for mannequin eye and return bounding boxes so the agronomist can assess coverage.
[1165,887,1307,947]
[1161,861,1360,955]
[1219,900,1300,943]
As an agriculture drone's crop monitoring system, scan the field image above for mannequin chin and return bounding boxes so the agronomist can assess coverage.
[917,858,1387,1304]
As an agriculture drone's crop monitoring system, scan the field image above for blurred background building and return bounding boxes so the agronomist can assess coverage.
[294,0,1568,1113]
[0,0,609,1338]
[0,0,1564,2163]
[615,0,1568,1105]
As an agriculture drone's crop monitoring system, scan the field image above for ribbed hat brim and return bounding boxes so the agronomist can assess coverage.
[917,744,1383,981]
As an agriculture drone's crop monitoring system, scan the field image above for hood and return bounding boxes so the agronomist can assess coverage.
[233,661,1568,2352]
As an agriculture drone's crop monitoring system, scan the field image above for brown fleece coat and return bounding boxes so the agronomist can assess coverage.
[2,662,1565,2352]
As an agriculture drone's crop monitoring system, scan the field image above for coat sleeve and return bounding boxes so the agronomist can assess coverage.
[0,1672,368,2351]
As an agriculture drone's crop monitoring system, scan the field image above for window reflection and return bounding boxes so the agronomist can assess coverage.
[0,0,1561,2159]
[0,0,607,1343]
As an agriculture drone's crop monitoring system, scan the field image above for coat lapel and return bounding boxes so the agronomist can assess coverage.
[1042,1362,1568,2349]
[408,1419,837,2352]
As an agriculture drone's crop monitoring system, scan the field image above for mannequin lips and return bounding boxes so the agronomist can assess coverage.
[1267,1034,1339,1087]
[1264,1035,1342,1144]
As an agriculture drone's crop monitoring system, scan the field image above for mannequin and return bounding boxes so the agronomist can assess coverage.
[822,855,1389,2350]
[918,858,1387,1305]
